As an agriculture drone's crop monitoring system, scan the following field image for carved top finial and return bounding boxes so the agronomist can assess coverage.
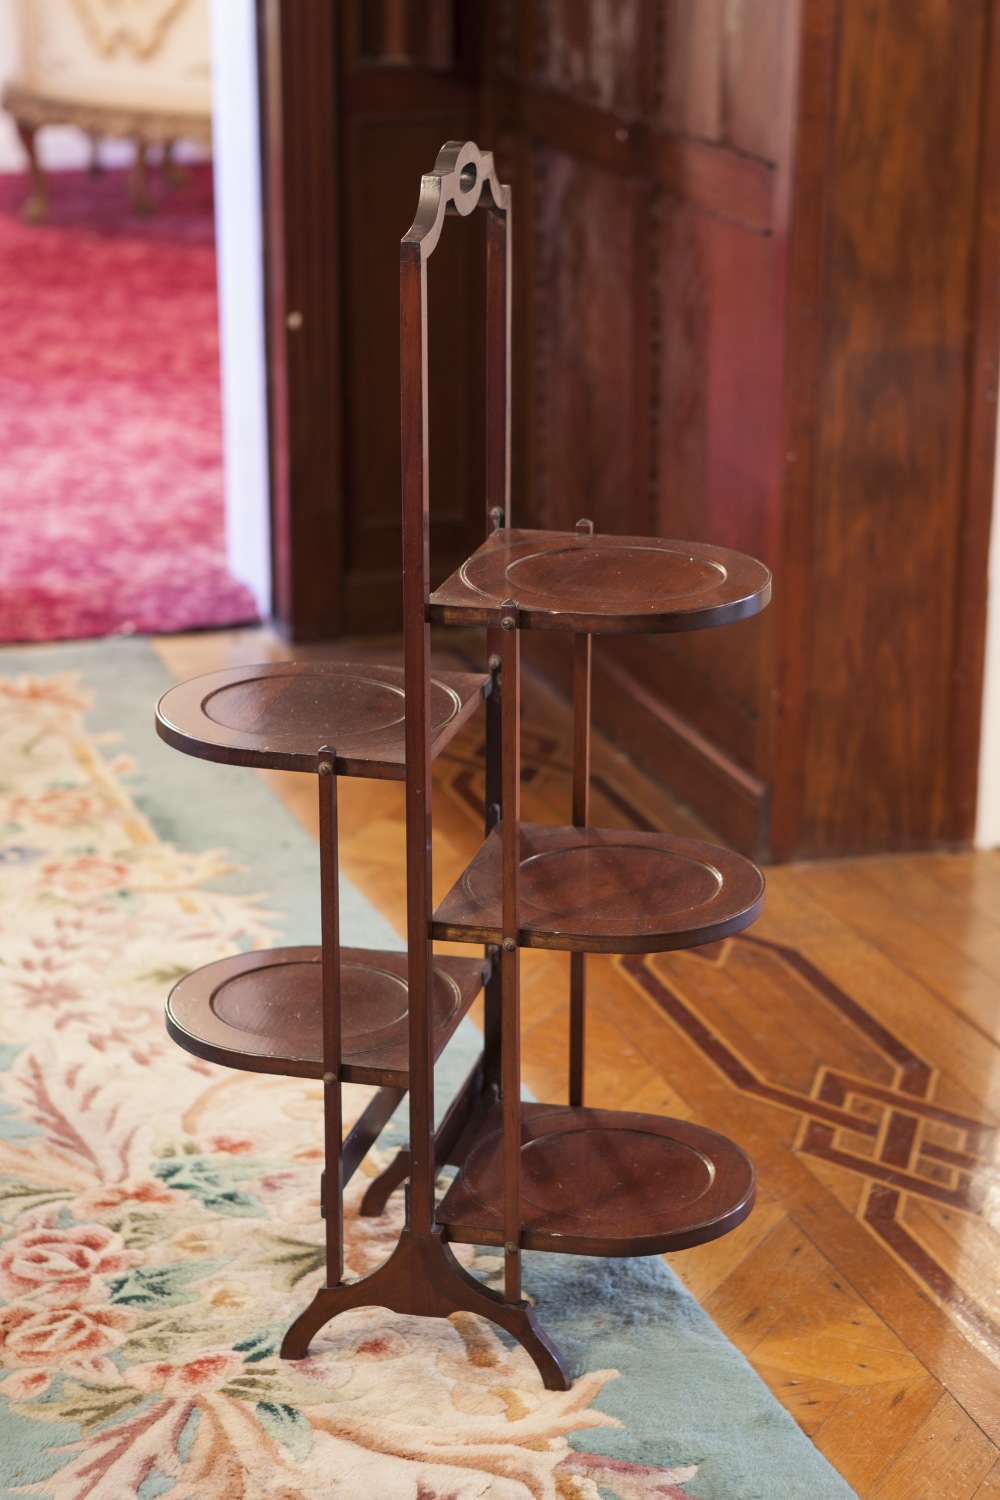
[402,141,510,260]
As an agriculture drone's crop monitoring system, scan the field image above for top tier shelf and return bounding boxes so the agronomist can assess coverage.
[428,528,772,634]
[155,661,489,776]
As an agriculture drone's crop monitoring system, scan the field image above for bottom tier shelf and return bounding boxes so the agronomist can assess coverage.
[166,946,487,1087]
[438,1102,755,1256]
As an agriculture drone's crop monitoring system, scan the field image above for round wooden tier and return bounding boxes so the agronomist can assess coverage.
[428,528,772,633]
[432,821,765,952]
[438,1102,755,1256]
[166,946,487,1087]
[155,661,489,775]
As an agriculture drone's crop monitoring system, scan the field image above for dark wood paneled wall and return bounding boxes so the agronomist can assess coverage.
[772,0,1000,858]
[261,0,1000,860]
[491,0,796,856]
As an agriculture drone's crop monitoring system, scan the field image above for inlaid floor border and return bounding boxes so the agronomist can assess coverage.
[620,937,1000,1363]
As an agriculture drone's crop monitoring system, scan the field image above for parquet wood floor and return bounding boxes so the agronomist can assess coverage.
[155,627,1000,1499]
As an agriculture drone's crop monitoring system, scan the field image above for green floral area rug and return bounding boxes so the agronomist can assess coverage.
[0,639,859,1500]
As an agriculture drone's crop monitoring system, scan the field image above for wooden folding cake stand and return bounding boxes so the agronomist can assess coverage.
[155,141,772,1390]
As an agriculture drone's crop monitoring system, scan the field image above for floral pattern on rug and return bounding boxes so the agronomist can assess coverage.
[0,672,702,1499]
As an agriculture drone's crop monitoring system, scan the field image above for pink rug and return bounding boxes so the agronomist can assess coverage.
[0,166,259,642]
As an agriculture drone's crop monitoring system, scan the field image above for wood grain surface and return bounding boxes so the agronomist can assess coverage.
[155,625,1000,1497]
[260,0,1000,860]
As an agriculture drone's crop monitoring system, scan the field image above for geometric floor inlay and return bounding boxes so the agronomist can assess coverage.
[441,721,1000,1368]
[622,936,1000,1362]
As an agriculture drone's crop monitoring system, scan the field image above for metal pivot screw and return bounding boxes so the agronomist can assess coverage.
[489,506,504,529]
[322,1071,336,1085]
[488,654,501,670]
[502,938,516,952]
[318,762,334,776]
[501,616,515,631]
[505,1240,518,1256]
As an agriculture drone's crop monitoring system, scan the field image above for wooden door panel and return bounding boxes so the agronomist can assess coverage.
[658,0,791,161]
[262,0,1000,859]
[653,197,710,546]
[658,0,726,139]
[530,146,652,537]
[497,0,785,853]
[352,0,458,69]
[606,621,769,761]
[517,135,781,825]
[540,0,646,114]
[718,0,791,160]
[336,4,487,633]
[796,0,989,854]
[702,218,783,561]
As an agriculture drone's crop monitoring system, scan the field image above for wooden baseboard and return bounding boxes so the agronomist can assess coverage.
[524,636,769,859]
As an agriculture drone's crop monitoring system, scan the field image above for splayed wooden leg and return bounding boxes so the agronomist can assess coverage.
[357,1147,410,1216]
[280,1226,571,1391]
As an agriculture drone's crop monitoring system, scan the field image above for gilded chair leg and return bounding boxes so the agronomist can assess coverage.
[16,123,48,223]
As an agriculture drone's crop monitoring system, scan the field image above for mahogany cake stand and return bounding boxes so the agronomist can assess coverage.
[155,141,772,1392]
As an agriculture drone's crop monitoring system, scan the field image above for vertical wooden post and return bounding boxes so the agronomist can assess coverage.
[317,746,344,1282]
[485,204,511,529]
[483,644,503,1092]
[484,191,510,1096]
[569,518,593,1107]
[499,600,522,1303]
[401,237,436,1239]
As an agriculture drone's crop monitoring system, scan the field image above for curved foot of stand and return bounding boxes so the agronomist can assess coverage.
[279,1228,571,1390]
[280,1276,380,1360]
[358,1148,410,1216]
[480,1292,571,1392]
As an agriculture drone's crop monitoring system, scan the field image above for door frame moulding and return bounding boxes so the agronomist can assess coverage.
[211,0,272,616]
[975,413,1000,849]
[256,0,344,640]
[964,0,1000,851]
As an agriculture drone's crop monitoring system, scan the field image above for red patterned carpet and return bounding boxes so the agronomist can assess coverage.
[0,166,259,641]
